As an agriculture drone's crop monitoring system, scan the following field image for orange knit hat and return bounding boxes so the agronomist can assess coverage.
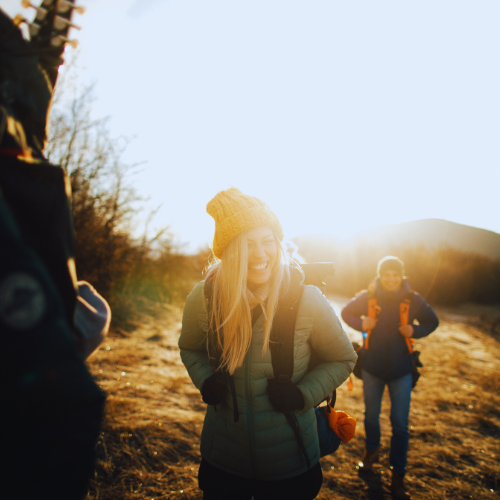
[206,187,284,259]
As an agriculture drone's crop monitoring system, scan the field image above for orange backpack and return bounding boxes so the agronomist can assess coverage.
[364,292,414,354]
[348,291,422,390]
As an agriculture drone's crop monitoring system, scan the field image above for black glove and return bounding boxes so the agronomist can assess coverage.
[201,372,227,405]
[267,378,305,413]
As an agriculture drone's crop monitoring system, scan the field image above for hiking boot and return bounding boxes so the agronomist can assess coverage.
[358,446,380,472]
[391,471,410,499]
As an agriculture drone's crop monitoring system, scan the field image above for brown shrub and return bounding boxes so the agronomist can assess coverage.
[47,83,210,331]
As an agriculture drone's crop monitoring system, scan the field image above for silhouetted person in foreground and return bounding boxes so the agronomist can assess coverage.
[0,7,107,499]
[342,256,439,499]
[179,187,356,500]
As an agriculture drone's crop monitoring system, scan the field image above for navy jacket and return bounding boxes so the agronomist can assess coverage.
[341,278,439,381]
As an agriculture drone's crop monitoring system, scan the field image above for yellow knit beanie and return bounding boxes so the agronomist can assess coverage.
[207,187,284,258]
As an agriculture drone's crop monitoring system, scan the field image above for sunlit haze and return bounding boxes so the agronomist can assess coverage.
[3,0,499,251]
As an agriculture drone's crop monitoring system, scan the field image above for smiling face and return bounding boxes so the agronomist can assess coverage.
[246,226,278,288]
[380,269,402,292]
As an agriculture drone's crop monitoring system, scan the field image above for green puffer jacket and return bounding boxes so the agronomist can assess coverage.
[179,280,357,480]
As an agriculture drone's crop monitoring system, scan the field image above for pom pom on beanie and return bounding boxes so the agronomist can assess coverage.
[207,187,284,258]
[377,256,405,277]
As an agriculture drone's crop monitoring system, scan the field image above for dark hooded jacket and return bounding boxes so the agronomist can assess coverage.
[341,278,439,381]
[0,13,105,497]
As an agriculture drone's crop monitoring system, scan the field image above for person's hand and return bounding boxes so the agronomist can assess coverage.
[399,325,414,338]
[362,317,377,331]
[201,372,227,405]
[267,378,305,413]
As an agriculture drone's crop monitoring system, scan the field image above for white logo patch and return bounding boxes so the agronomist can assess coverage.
[0,273,47,330]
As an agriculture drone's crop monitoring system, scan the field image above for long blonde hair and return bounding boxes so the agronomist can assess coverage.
[205,230,290,375]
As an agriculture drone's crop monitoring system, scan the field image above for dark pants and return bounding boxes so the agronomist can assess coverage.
[199,458,323,500]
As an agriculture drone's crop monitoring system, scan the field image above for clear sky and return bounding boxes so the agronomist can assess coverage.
[3,0,500,251]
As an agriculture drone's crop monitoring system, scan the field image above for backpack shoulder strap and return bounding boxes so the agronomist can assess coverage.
[399,290,413,325]
[400,290,414,353]
[269,282,304,381]
[269,276,310,468]
[364,291,380,350]
[367,292,378,319]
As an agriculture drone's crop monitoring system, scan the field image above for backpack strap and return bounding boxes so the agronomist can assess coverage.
[273,283,337,466]
[284,412,310,469]
[399,290,414,354]
[269,274,311,467]
[269,283,304,382]
[364,291,380,350]
[364,290,416,352]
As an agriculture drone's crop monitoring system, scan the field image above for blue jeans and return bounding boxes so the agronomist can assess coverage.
[315,407,341,457]
[362,370,412,474]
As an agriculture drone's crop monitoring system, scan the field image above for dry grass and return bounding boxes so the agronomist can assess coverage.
[86,299,500,499]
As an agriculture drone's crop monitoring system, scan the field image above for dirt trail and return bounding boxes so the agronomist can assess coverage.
[86,299,500,500]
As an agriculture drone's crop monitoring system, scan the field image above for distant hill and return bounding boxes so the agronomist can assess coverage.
[294,219,500,261]
[292,219,500,305]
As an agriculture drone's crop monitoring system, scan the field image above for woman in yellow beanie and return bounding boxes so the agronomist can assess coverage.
[178,188,357,500]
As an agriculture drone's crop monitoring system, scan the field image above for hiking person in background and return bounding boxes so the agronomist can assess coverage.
[179,187,357,500]
[341,256,439,499]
